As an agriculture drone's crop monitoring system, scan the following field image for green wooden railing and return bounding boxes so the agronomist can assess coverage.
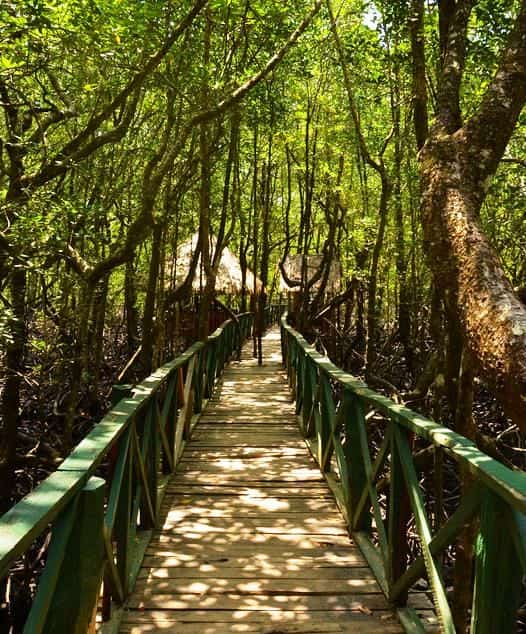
[264,303,287,328]
[281,313,526,634]
[0,313,253,633]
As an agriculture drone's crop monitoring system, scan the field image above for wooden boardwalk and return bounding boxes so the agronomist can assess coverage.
[120,330,410,633]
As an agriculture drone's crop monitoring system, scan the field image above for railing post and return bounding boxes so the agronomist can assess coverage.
[387,421,410,604]
[343,390,370,532]
[193,349,203,414]
[26,477,106,634]
[318,372,335,472]
[471,489,522,634]
[111,384,133,407]
[299,357,315,437]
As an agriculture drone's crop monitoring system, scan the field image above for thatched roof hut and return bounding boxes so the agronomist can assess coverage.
[171,233,262,294]
[280,254,342,294]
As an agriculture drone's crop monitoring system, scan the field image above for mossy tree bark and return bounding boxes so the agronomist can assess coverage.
[418,1,526,431]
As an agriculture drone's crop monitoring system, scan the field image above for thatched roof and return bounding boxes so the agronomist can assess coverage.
[280,254,342,294]
[171,233,262,294]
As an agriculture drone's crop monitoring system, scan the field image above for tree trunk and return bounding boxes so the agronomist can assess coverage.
[0,268,26,510]
[89,275,109,408]
[365,172,392,376]
[64,279,95,451]
[420,130,526,431]
[415,0,526,432]
[258,130,274,364]
[197,9,213,341]
[141,222,163,376]
[124,257,139,353]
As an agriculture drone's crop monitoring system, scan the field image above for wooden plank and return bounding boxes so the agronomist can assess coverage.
[165,484,334,497]
[161,493,343,510]
[137,565,375,579]
[176,455,317,467]
[149,532,353,548]
[142,547,368,566]
[133,576,382,594]
[119,609,408,624]
[126,591,431,611]
[120,611,404,632]
[159,504,342,517]
[180,447,312,458]
[202,409,294,418]
[197,418,296,425]
[158,517,349,536]
[119,623,402,634]
[187,440,305,448]
[191,428,300,436]
[209,393,291,402]
[172,469,325,483]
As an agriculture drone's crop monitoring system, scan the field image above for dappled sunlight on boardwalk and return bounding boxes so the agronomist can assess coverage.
[120,329,416,633]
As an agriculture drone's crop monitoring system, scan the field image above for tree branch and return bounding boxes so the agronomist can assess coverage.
[464,0,526,179]
[436,0,476,132]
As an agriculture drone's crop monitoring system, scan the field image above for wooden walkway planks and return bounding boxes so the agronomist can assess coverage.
[120,330,427,633]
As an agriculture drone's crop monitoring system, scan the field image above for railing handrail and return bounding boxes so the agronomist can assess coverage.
[0,312,252,582]
[281,312,526,513]
[281,310,526,633]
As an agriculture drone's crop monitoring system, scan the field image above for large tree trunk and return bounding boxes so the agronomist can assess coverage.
[420,130,526,431]
[416,1,526,432]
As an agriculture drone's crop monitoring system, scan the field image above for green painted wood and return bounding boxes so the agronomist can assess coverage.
[394,426,454,634]
[319,372,335,471]
[304,362,318,438]
[103,527,124,605]
[332,406,352,513]
[100,468,174,632]
[0,339,209,578]
[165,376,179,469]
[295,351,305,426]
[155,398,175,474]
[1,311,255,631]
[387,422,409,604]
[41,477,106,634]
[113,429,133,598]
[471,489,523,634]
[0,469,86,579]
[23,495,80,634]
[341,390,370,531]
[354,398,388,564]
[131,423,156,529]
[353,531,389,596]
[111,384,133,407]
[105,428,132,534]
[281,314,526,514]
[281,311,526,632]
[396,607,428,634]
[193,349,204,414]
[510,508,526,571]
[352,429,388,530]
[160,377,176,428]
[150,402,160,522]
[295,347,305,416]
[391,483,481,602]
[295,349,305,417]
